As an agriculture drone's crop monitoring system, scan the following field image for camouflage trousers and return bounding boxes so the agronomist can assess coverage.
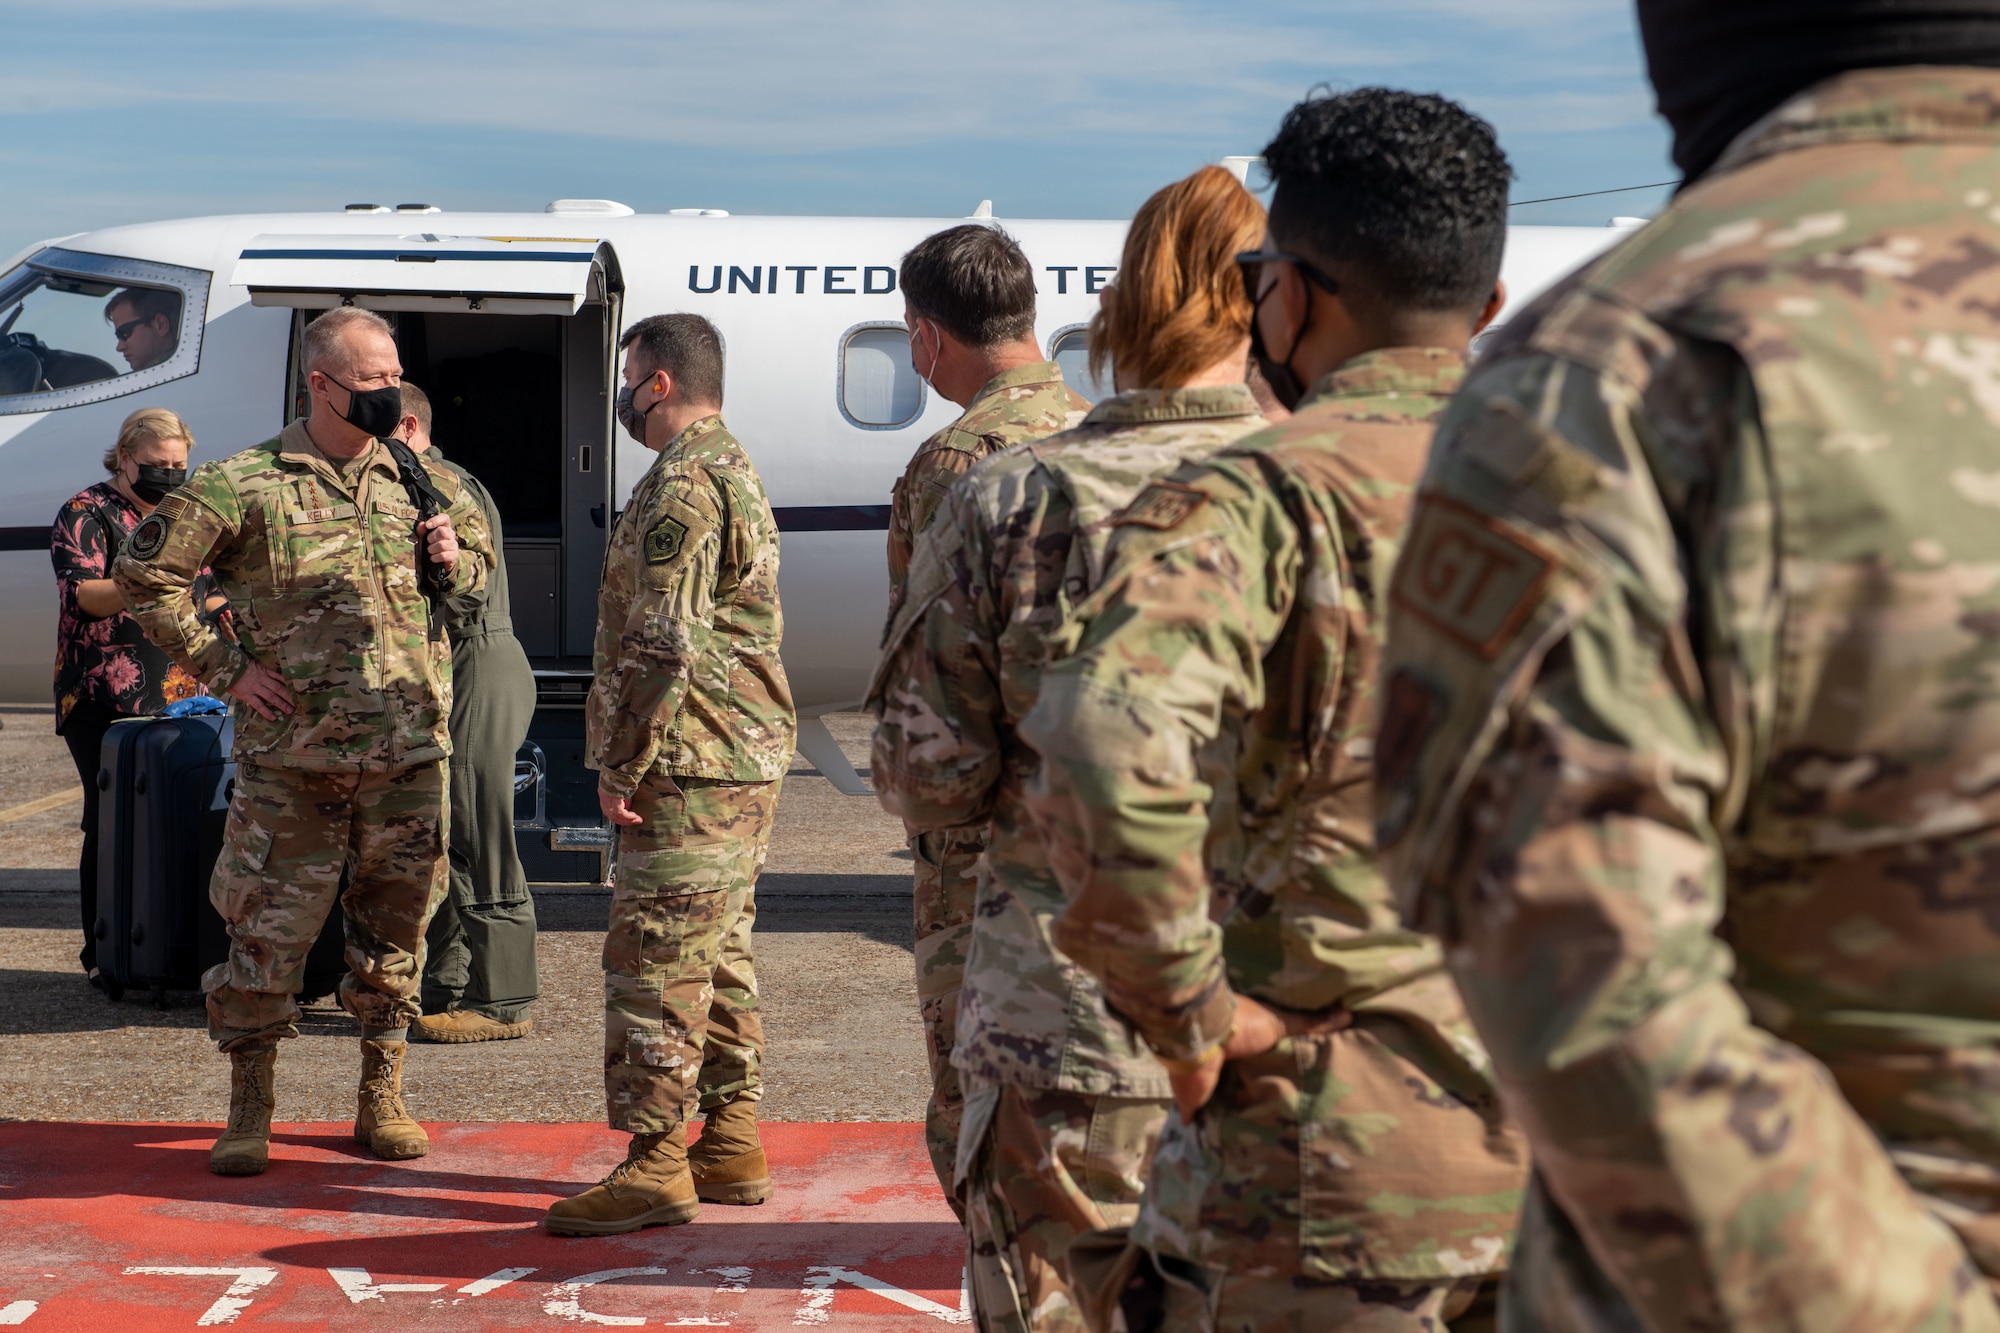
[603,772,778,1134]
[960,1078,1170,1333]
[911,823,985,1215]
[1133,1001,1527,1286]
[205,760,448,1051]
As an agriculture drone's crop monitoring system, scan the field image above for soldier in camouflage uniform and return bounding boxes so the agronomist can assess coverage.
[1022,93,1527,1332]
[1378,6,2000,1324]
[887,223,1091,1210]
[393,384,541,1045]
[545,313,795,1237]
[114,307,491,1177]
[870,166,1268,1332]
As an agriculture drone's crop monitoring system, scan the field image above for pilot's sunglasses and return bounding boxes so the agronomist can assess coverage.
[1235,250,1341,303]
[111,318,148,341]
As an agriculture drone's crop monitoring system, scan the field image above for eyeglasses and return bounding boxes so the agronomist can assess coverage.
[112,318,152,341]
[1235,250,1340,304]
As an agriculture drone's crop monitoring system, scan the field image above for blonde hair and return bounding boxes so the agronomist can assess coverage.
[102,406,194,474]
[1089,165,1266,391]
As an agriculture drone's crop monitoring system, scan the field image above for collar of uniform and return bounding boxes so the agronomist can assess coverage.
[660,412,726,463]
[1081,383,1261,426]
[1298,346,1467,410]
[276,417,397,488]
[1713,65,2000,178]
[971,360,1065,404]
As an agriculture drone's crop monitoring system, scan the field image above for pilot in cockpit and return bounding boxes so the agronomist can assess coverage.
[105,287,180,372]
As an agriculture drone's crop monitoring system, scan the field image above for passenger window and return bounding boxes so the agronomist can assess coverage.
[1049,326,1113,405]
[0,249,206,414]
[839,324,924,429]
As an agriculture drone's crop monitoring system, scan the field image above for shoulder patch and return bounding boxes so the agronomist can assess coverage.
[126,513,169,561]
[1118,482,1207,531]
[645,516,690,566]
[1391,496,1556,659]
[153,493,191,523]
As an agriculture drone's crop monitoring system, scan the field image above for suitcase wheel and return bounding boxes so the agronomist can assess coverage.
[152,985,168,1010]
[103,979,124,1002]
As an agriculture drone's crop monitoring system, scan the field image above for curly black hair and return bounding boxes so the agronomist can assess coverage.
[1263,87,1512,315]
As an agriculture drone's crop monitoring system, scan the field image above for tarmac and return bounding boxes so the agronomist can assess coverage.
[0,706,951,1329]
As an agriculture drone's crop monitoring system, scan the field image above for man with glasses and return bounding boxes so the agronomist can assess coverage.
[103,287,181,372]
[1021,90,1523,1329]
[884,224,1089,1212]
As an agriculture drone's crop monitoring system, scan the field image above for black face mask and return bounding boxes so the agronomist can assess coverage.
[615,381,659,444]
[1247,280,1309,413]
[130,464,187,504]
[324,373,404,439]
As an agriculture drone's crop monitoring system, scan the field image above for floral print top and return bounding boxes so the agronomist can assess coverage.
[51,481,204,730]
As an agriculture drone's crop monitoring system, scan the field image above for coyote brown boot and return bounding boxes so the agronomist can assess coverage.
[689,1095,774,1204]
[412,1009,533,1043]
[210,1044,278,1176]
[355,1039,430,1160]
[545,1125,702,1235]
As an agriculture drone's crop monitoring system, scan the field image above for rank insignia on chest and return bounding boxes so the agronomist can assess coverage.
[1391,496,1556,659]
[127,514,169,561]
[646,516,690,565]
[1119,482,1207,530]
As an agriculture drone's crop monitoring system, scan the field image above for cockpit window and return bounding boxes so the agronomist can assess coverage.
[0,249,209,415]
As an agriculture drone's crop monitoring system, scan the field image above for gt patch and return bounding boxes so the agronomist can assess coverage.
[645,516,690,566]
[1392,496,1556,659]
[126,514,169,561]
[1118,482,1207,530]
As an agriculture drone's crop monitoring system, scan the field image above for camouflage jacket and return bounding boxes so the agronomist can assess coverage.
[1022,350,1526,1281]
[114,417,492,772]
[1379,68,2000,1324]
[869,385,1265,1096]
[884,360,1089,616]
[1027,350,1474,1055]
[589,414,794,795]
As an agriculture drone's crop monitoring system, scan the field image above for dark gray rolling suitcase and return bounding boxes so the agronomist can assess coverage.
[96,709,345,1007]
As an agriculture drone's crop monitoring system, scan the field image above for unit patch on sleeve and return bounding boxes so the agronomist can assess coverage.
[1391,496,1556,659]
[1118,481,1207,531]
[645,516,690,566]
[126,514,170,561]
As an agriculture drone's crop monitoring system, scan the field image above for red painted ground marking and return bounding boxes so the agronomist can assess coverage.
[0,1122,965,1329]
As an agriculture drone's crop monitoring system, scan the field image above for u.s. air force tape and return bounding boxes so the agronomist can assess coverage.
[645,516,689,565]
[126,513,169,561]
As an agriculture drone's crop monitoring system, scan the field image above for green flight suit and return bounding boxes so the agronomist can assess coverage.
[421,455,540,1024]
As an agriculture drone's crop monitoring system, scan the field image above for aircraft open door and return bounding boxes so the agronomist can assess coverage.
[232,234,625,881]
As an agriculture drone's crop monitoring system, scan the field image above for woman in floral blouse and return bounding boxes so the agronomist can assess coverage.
[51,406,208,986]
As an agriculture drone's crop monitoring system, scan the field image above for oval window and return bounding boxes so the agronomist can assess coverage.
[840,324,924,428]
[1049,327,1113,405]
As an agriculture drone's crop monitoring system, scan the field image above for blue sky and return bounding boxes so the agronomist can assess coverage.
[0,1,1673,262]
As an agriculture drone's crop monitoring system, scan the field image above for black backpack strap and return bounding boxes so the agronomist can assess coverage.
[376,436,452,641]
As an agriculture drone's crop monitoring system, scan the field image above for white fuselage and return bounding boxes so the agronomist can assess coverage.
[0,207,1631,711]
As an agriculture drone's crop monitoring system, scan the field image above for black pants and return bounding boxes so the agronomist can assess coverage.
[59,699,120,973]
